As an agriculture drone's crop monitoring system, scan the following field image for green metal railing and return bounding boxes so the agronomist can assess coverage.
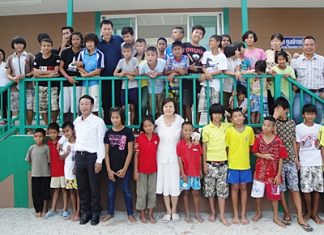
[0,74,323,138]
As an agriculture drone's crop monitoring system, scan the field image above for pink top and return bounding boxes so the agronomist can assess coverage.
[244,48,267,68]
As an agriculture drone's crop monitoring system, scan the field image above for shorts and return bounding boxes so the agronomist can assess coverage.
[121,88,138,106]
[182,89,193,106]
[10,89,34,112]
[65,178,78,190]
[300,166,324,193]
[280,162,299,192]
[198,86,219,112]
[227,169,252,184]
[60,86,82,113]
[250,94,268,114]
[203,162,228,198]
[136,173,157,210]
[34,86,59,113]
[180,176,201,191]
[82,84,99,112]
[251,180,280,201]
[50,176,66,188]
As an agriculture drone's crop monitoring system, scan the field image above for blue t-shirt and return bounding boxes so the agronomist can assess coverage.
[165,45,173,60]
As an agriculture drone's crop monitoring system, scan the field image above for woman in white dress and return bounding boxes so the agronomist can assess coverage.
[155,98,184,223]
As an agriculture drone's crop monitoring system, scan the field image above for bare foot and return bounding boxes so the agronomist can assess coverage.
[273,218,286,228]
[208,213,216,222]
[185,215,192,223]
[252,213,262,222]
[140,214,147,224]
[148,215,156,224]
[72,215,80,222]
[195,213,205,223]
[303,213,311,221]
[220,216,231,226]
[311,215,324,224]
[128,215,137,223]
[35,212,41,218]
[232,216,240,224]
[241,215,250,225]
[101,214,113,222]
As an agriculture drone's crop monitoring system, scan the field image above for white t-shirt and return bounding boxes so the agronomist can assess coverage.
[201,51,228,91]
[115,57,138,89]
[224,58,241,93]
[60,141,76,180]
[296,123,322,167]
[0,62,10,87]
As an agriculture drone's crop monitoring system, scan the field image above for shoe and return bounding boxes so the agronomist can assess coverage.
[63,211,71,219]
[91,214,100,225]
[44,210,57,219]
[162,214,171,223]
[80,214,91,225]
[172,213,180,223]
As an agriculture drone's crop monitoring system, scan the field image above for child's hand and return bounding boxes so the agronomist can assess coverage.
[56,143,62,152]
[108,170,117,182]
[283,73,290,78]
[273,107,281,120]
[295,160,301,171]
[118,72,125,77]
[263,153,274,160]
[274,175,281,185]
[75,61,83,68]
[66,145,71,154]
[181,175,188,183]
[167,73,175,82]
[134,171,140,181]
[127,75,135,81]
[199,74,206,82]
[117,168,127,178]
[234,71,241,80]
[177,68,187,75]
[203,162,208,175]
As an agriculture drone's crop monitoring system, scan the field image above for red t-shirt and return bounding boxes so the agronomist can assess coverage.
[176,140,203,177]
[135,133,159,174]
[47,139,65,177]
[252,134,288,184]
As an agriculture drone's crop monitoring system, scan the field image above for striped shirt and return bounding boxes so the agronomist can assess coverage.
[291,53,324,89]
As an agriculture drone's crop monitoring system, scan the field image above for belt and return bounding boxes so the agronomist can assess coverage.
[76,150,96,155]
[207,161,227,166]
[309,88,324,93]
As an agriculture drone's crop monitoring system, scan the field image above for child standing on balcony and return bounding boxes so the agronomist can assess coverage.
[114,43,138,125]
[25,128,51,218]
[166,26,185,60]
[76,32,104,116]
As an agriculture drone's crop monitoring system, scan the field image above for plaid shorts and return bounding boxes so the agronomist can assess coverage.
[34,86,59,113]
[300,166,324,193]
[10,89,34,112]
[280,162,299,192]
[203,162,228,198]
[198,86,219,112]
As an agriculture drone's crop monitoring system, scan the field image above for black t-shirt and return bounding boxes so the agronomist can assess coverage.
[182,42,206,89]
[60,47,81,86]
[34,49,59,59]
[104,127,134,172]
[33,54,60,87]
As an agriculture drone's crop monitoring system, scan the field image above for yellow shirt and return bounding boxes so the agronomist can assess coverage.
[318,126,324,147]
[226,126,255,170]
[202,122,231,161]
[138,60,148,87]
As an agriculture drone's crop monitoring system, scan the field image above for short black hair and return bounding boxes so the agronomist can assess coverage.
[61,26,74,33]
[122,43,133,50]
[172,40,183,49]
[209,103,225,119]
[255,60,267,73]
[48,122,60,132]
[140,115,155,132]
[146,46,157,54]
[40,38,53,46]
[270,33,284,42]
[84,32,99,46]
[136,38,146,44]
[210,35,222,48]
[37,33,50,44]
[275,50,289,64]
[182,121,193,128]
[157,37,167,44]
[231,107,243,116]
[11,36,27,49]
[68,32,83,46]
[302,104,317,115]
[237,84,247,96]
[109,107,125,125]
[121,26,134,36]
[34,128,46,137]
[79,94,94,104]
[273,97,290,110]
[224,43,237,57]
[100,19,113,28]
[242,30,258,42]
[303,36,316,43]
[172,26,185,35]
[62,121,74,130]
[192,25,205,36]
[0,48,6,61]
[264,116,276,126]
[221,34,232,44]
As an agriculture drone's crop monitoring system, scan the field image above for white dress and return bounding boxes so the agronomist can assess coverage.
[155,114,184,196]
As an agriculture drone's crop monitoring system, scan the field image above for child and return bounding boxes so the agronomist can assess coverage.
[121,26,136,56]
[177,122,204,223]
[25,128,51,218]
[103,107,136,222]
[157,37,167,59]
[250,60,268,125]
[273,97,312,231]
[166,26,185,59]
[45,123,69,219]
[138,46,166,117]
[229,85,248,118]
[114,43,138,125]
[198,35,227,123]
[134,116,159,223]
[226,108,255,224]
[164,41,189,108]
[33,37,60,124]
[76,32,104,116]
[202,103,230,226]
[59,121,80,221]
[242,30,267,68]
[251,116,287,228]
[296,104,323,224]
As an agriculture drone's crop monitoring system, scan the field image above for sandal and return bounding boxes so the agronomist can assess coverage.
[282,217,291,226]
[298,223,313,232]
[172,213,180,223]
[163,214,171,223]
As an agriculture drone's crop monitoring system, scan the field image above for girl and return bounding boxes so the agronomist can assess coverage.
[134,116,160,223]
[220,34,232,52]
[0,48,9,125]
[155,98,184,223]
[242,31,267,69]
[157,37,167,59]
[229,84,248,117]
[103,107,136,222]
[59,121,80,221]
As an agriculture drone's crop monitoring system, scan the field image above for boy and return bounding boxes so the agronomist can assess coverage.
[273,97,312,231]
[121,26,136,56]
[166,26,185,60]
[138,46,166,117]
[183,25,206,124]
[202,103,230,226]
[45,123,69,219]
[296,104,323,225]
[33,37,60,124]
[76,32,104,116]
[6,36,34,129]
[251,116,287,228]
[59,26,74,55]
[164,41,189,109]
[113,43,138,125]
[226,108,255,224]
[25,128,50,217]
[157,37,167,59]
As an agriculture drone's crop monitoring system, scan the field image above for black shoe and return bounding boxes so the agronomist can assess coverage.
[80,214,91,225]
[91,214,100,225]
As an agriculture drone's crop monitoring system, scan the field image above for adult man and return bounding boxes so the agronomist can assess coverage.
[97,19,123,124]
[291,36,324,124]
[61,95,106,225]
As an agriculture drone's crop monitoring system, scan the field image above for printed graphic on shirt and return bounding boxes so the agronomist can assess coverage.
[300,133,319,150]
[108,134,127,150]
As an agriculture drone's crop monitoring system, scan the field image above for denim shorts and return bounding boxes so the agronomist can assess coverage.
[180,176,201,190]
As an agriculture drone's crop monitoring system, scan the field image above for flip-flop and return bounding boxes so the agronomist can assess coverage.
[163,214,171,223]
[282,218,291,226]
[298,223,313,232]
